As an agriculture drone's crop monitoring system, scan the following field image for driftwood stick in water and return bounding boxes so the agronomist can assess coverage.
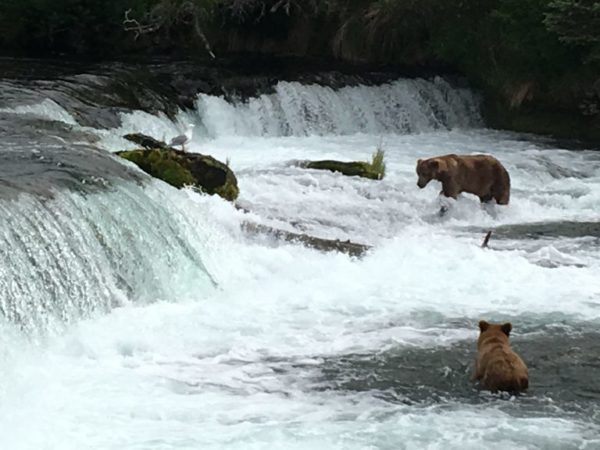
[481,231,492,248]
[241,222,371,257]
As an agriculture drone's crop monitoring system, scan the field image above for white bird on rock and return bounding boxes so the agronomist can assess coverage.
[169,123,195,152]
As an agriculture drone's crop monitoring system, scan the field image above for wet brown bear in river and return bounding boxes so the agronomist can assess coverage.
[416,154,510,204]
[473,321,529,393]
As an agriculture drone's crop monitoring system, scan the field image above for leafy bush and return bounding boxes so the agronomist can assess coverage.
[544,0,600,62]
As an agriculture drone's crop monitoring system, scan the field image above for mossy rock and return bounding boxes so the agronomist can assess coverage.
[117,148,239,201]
[304,160,382,180]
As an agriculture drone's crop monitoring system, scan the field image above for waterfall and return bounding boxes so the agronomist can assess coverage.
[0,73,484,336]
[195,77,481,138]
[0,182,214,336]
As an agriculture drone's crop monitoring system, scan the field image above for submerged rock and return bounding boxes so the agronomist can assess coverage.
[241,222,371,257]
[300,150,386,180]
[117,137,238,201]
[304,160,381,180]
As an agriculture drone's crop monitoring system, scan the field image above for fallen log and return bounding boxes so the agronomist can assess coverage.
[302,160,382,180]
[241,222,371,257]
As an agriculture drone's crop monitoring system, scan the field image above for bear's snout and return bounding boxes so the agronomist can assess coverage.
[417,179,428,188]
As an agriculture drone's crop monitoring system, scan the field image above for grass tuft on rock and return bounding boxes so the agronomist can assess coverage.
[370,147,386,180]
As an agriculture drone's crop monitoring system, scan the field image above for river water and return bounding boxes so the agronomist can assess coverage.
[0,61,599,449]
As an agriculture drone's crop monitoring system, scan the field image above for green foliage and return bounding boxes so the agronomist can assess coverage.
[544,0,600,61]
[212,178,239,201]
[329,0,441,63]
[0,0,219,55]
[1,0,597,76]
[0,0,153,54]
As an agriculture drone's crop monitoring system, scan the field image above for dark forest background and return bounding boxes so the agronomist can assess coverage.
[1,0,599,140]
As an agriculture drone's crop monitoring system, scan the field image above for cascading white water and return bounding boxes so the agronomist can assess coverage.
[0,98,79,126]
[194,78,481,138]
[0,182,215,336]
[2,71,600,449]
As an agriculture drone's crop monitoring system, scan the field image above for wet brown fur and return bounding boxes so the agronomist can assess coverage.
[474,321,529,393]
[416,154,510,204]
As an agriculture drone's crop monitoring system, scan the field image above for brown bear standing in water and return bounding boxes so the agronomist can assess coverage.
[416,154,510,205]
[473,321,529,393]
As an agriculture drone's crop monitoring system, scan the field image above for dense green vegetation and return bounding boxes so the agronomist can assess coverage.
[1,0,598,141]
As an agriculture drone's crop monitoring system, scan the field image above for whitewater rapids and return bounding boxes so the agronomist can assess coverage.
[0,76,599,449]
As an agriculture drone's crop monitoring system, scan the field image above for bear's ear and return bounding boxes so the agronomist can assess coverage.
[417,158,422,165]
[478,320,490,332]
[501,322,512,336]
[429,160,439,170]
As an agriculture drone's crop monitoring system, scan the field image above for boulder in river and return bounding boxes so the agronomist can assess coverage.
[117,134,239,201]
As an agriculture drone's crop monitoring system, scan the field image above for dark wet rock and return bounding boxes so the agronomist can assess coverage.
[0,58,451,130]
[117,137,239,201]
[241,222,371,257]
[123,133,170,150]
[0,114,143,199]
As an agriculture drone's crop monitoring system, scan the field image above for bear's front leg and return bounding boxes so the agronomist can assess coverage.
[438,196,452,217]
[439,181,459,217]
[441,180,460,199]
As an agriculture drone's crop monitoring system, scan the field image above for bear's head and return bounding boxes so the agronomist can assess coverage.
[416,158,442,188]
[477,320,512,347]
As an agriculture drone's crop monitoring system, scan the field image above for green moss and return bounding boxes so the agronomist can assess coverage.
[306,160,381,180]
[186,153,239,201]
[213,178,239,202]
[118,149,196,188]
[117,147,240,201]
[117,147,239,201]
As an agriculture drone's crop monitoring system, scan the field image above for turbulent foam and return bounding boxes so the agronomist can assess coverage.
[193,131,600,242]
[2,76,600,448]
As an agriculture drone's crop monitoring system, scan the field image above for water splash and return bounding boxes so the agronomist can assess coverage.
[0,182,214,336]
